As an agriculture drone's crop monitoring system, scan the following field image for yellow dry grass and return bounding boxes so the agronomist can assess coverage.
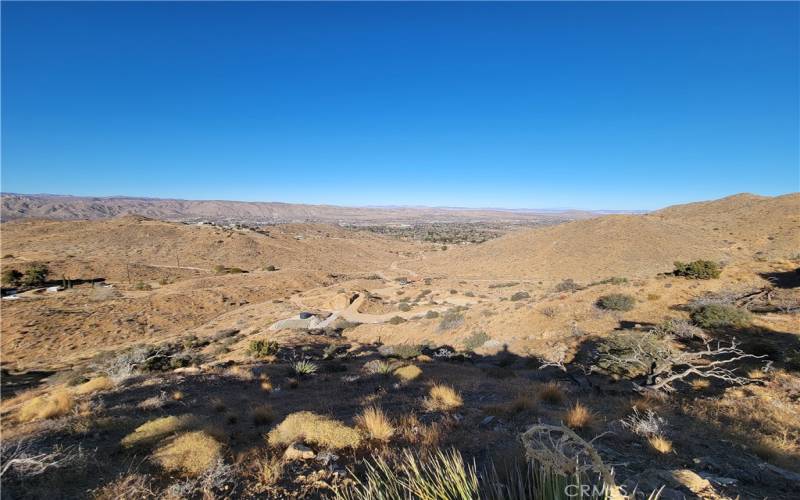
[648,435,673,454]
[152,431,222,477]
[423,384,463,412]
[691,379,711,391]
[260,454,284,486]
[564,402,594,430]
[267,411,361,450]
[356,407,395,442]
[18,389,73,422]
[75,376,114,395]
[121,415,194,447]
[394,365,422,382]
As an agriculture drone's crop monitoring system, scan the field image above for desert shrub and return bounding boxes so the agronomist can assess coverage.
[509,291,530,301]
[595,331,676,379]
[488,281,519,289]
[463,331,490,351]
[438,310,464,332]
[388,316,407,325]
[394,365,422,382]
[248,339,279,357]
[398,302,412,312]
[252,405,275,426]
[388,344,423,360]
[423,384,463,412]
[538,382,565,405]
[1,268,22,286]
[564,403,594,430]
[673,260,721,279]
[265,265,277,271]
[592,276,628,286]
[17,389,73,422]
[21,262,49,287]
[152,431,222,477]
[653,317,706,340]
[121,415,195,447]
[356,407,395,443]
[621,408,666,438]
[690,304,751,329]
[554,279,581,292]
[267,411,361,450]
[75,376,114,395]
[425,310,439,319]
[596,293,635,311]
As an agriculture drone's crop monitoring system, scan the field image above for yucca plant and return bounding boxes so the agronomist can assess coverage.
[291,360,318,377]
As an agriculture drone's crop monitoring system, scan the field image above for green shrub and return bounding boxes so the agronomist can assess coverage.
[388,316,407,325]
[380,344,422,359]
[690,304,751,329]
[596,293,635,311]
[21,262,49,286]
[425,310,439,319]
[248,339,279,357]
[265,265,277,271]
[463,331,490,351]
[134,281,152,291]
[398,302,412,312]
[673,260,721,279]
[592,276,628,286]
[291,360,318,377]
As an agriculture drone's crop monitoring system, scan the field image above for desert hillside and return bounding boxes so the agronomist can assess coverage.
[411,193,800,282]
[1,193,602,224]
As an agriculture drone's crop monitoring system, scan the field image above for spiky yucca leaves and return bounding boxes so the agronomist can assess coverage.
[291,360,318,377]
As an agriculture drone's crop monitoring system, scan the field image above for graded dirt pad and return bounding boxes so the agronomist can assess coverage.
[1,193,799,499]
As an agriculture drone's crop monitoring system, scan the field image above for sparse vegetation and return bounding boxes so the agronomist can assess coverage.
[290,360,319,377]
[554,279,581,292]
[21,262,49,287]
[564,403,594,430]
[121,415,195,447]
[538,382,565,404]
[267,412,361,450]
[75,376,114,395]
[596,293,635,311]
[509,291,530,301]
[1,268,23,286]
[438,310,464,331]
[394,364,422,382]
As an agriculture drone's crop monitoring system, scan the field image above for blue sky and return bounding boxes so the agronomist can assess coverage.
[2,2,798,210]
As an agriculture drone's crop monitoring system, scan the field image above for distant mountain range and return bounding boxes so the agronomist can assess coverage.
[0,193,627,224]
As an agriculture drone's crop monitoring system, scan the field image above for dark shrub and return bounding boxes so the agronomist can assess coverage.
[1,269,22,286]
[673,260,721,279]
[510,291,530,301]
[463,331,490,351]
[596,293,636,311]
[596,331,676,379]
[437,310,464,331]
[690,304,751,329]
[398,302,412,312]
[388,316,407,325]
[425,310,440,319]
[554,279,581,292]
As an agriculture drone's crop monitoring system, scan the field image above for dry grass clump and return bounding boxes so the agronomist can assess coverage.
[75,376,114,395]
[647,435,673,454]
[394,364,422,382]
[398,413,443,448]
[225,365,255,381]
[485,393,535,417]
[18,389,73,422]
[691,379,711,391]
[259,454,284,486]
[121,415,195,447]
[152,431,222,477]
[423,384,463,412]
[252,404,275,426]
[91,473,156,499]
[538,381,565,404]
[356,407,395,443]
[564,402,594,430]
[172,390,184,401]
[267,411,361,450]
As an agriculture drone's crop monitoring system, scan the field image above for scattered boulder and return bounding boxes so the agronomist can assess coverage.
[283,442,315,461]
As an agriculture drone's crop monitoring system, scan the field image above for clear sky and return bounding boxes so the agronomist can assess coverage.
[2,2,798,210]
